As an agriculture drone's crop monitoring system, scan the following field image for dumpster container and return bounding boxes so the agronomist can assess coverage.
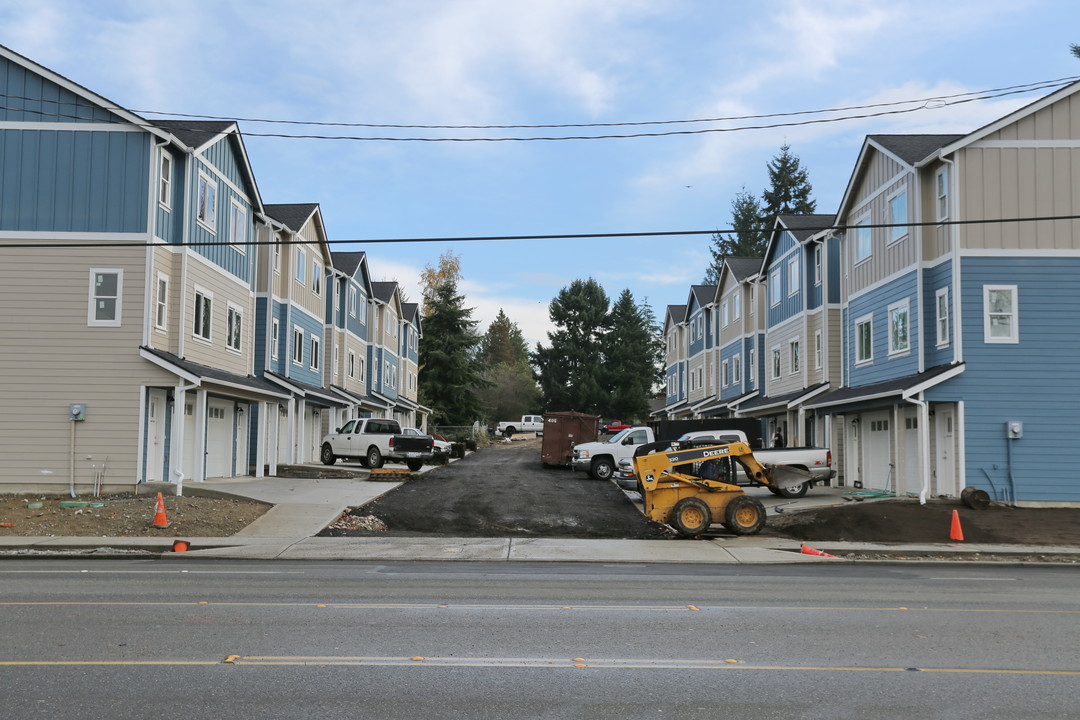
[541,411,600,467]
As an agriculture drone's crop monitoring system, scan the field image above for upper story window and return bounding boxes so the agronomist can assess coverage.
[196,173,217,231]
[732,353,741,384]
[935,288,950,347]
[889,300,909,355]
[984,285,1018,343]
[310,335,321,370]
[193,288,212,342]
[790,339,800,374]
[787,257,800,296]
[813,245,822,286]
[348,351,356,378]
[814,330,822,369]
[855,314,873,364]
[721,302,729,327]
[88,269,123,327]
[889,190,908,243]
[292,326,304,365]
[312,262,322,296]
[771,347,781,379]
[295,248,306,285]
[348,287,357,317]
[770,269,781,306]
[855,215,872,262]
[732,292,740,320]
[228,201,246,253]
[273,243,281,274]
[154,273,168,331]
[227,304,243,352]
[158,150,172,209]
[936,167,949,221]
[749,284,756,315]
[271,318,280,360]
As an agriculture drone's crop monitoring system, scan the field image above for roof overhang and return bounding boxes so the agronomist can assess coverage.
[804,364,965,410]
[140,347,290,400]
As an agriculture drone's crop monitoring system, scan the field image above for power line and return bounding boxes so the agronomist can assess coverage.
[3,213,1079,250]
[1,80,1075,142]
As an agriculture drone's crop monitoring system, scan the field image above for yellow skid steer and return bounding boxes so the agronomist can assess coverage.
[632,439,811,537]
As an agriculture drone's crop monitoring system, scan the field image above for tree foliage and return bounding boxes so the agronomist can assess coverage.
[480,309,529,367]
[417,269,487,426]
[602,290,663,420]
[476,309,538,421]
[419,250,462,317]
[533,279,611,414]
[761,143,817,223]
[704,187,768,283]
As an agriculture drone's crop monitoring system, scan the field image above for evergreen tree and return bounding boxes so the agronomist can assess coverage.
[703,187,768,283]
[417,274,488,426]
[761,143,817,225]
[480,309,529,366]
[533,278,610,414]
[602,290,663,420]
[1071,43,1080,58]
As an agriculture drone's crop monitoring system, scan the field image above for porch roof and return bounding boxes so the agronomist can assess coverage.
[803,363,964,411]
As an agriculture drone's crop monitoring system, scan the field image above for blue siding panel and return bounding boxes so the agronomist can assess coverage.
[765,233,803,328]
[1,56,124,123]
[287,307,324,387]
[922,260,954,369]
[0,129,149,232]
[926,256,1080,502]
[190,158,253,285]
[847,271,920,387]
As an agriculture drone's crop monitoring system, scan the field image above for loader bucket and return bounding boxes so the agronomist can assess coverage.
[765,464,813,491]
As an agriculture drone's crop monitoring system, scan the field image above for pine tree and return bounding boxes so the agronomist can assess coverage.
[704,187,768,283]
[480,309,529,367]
[602,290,663,421]
[533,279,610,414]
[477,310,538,422]
[761,143,816,225]
[417,274,488,426]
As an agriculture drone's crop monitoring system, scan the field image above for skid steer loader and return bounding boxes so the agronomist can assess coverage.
[631,438,811,537]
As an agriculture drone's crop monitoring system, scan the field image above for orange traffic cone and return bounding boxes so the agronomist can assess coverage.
[172,540,189,552]
[950,509,964,542]
[152,492,170,529]
[800,544,837,558]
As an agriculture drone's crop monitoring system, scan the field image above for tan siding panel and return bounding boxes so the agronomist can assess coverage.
[183,259,254,375]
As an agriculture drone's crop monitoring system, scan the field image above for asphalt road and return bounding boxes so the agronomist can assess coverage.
[2,559,1078,719]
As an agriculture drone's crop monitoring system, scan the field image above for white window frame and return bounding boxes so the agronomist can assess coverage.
[348,286,357,317]
[749,285,756,315]
[935,287,950,348]
[789,338,800,374]
[888,300,910,356]
[228,199,246,253]
[771,346,781,379]
[158,150,172,210]
[154,272,168,331]
[749,347,756,383]
[854,214,872,263]
[348,350,356,378]
[770,269,781,306]
[721,301,729,328]
[193,287,213,342]
[814,330,822,370]
[732,292,740,320]
[732,353,741,384]
[271,318,280,360]
[722,359,730,387]
[312,261,322,297]
[855,314,873,365]
[292,326,304,365]
[984,285,1019,344]
[888,189,908,244]
[226,303,243,353]
[309,334,321,371]
[936,167,949,221]
[814,245,822,286]
[787,257,800,296]
[196,173,217,232]
[295,248,307,285]
[88,268,123,327]
[273,242,281,274]
[358,356,366,384]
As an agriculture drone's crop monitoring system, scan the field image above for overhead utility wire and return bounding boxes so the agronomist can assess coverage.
[0,83,1074,142]
[3,76,1075,130]
[3,213,1079,250]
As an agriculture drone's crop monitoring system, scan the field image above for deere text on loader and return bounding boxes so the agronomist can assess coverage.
[631,439,811,537]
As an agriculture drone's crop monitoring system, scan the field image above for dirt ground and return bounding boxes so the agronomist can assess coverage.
[0,493,269,537]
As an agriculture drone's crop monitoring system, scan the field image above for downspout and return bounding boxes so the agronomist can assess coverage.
[940,155,960,365]
[905,392,932,504]
[171,380,200,497]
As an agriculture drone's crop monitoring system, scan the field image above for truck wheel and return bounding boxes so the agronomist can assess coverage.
[406,459,423,472]
[320,444,337,466]
[503,427,515,438]
[366,446,384,469]
[776,481,809,499]
[669,497,712,537]
[724,495,766,535]
[590,457,615,481]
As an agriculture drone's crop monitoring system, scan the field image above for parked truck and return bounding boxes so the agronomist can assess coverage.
[496,414,544,438]
[320,417,434,471]
[573,425,833,498]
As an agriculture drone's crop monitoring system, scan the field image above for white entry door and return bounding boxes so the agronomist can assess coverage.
[863,411,893,492]
[901,409,921,495]
[146,389,167,482]
[935,408,958,497]
[205,399,233,478]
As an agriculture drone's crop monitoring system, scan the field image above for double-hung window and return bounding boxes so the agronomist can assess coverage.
[292,327,304,365]
[154,274,168,331]
[348,287,357,317]
[196,173,217,231]
[790,339,800,374]
[788,257,800,296]
[271,319,280,360]
[88,269,123,327]
[732,293,740,320]
[855,315,873,364]
[814,245,822,286]
[935,288,950,347]
[814,330,822,369]
[348,351,356,378]
[732,354,741,384]
[228,201,246,252]
[295,248,306,285]
[936,168,949,221]
[158,151,172,209]
[889,191,908,243]
[312,262,322,296]
[889,301,910,355]
[227,304,243,352]
[855,215,872,262]
[771,347,781,379]
[770,270,781,306]
[984,285,1018,343]
[193,288,212,341]
[310,335,321,370]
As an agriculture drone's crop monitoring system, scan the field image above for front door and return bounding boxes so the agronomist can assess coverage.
[935,407,957,496]
[901,409,921,495]
[146,389,167,482]
[863,411,893,492]
[206,399,233,478]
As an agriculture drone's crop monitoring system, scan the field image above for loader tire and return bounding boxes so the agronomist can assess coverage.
[724,495,766,535]
[669,497,712,537]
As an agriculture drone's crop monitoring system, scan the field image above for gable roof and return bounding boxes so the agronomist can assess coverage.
[689,285,716,310]
[666,304,687,326]
[264,203,320,232]
[401,302,419,324]
[330,251,374,296]
[869,134,964,166]
[153,120,237,151]
[724,257,763,281]
[371,281,398,304]
[761,213,835,269]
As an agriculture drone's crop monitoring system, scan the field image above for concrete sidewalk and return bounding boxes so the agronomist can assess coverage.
[1,463,1077,564]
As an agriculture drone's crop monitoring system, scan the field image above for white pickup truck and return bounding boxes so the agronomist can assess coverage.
[496,414,544,438]
[574,426,833,498]
[320,417,435,471]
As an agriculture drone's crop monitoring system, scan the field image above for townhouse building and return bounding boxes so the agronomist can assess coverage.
[684,285,717,417]
[710,257,765,417]
[396,302,427,429]
[368,282,403,421]
[662,304,690,418]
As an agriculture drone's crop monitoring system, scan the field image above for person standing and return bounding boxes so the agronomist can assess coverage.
[772,427,785,447]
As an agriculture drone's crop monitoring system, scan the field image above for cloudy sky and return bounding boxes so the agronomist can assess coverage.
[3,0,1078,344]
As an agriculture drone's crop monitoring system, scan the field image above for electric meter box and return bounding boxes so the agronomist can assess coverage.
[1006,421,1023,439]
[69,403,87,421]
